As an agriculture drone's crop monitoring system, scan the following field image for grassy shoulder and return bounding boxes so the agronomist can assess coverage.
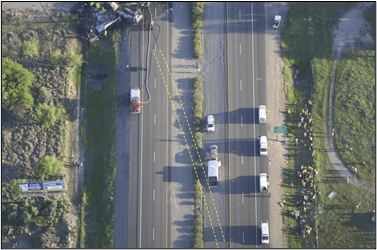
[81,31,120,248]
[281,2,375,248]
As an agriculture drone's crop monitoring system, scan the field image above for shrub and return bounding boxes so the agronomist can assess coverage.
[49,49,62,66]
[35,103,65,133]
[22,40,39,57]
[36,155,64,181]
[195,132,203,148]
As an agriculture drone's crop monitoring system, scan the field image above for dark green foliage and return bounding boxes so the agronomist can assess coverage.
[35,103,65,133]
[36,155,64,181]
[2,57,34,111]
[189,2,205,59]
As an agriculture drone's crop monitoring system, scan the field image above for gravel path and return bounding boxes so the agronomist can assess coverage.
[327,2,375,194]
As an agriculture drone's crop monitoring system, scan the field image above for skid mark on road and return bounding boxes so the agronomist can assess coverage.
[153,48,226,246]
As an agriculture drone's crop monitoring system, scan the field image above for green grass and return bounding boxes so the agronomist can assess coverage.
[82,31,120,248]
[333,50,376,185]
[281,2,376,248]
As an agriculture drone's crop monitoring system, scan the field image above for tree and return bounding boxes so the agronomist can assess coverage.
[22,40,39,57]
[37,156,63,181]
[31,205,39,217]
[6,203,18,222]
[2,57,34,111]
[35,103,65,133]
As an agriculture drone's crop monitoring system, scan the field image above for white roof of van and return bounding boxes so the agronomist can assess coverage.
[260,136,267,144]
[208,160,219,177]
[260,173,268,187]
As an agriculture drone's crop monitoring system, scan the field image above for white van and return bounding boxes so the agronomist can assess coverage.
[259,105,267,123]
[259,173,270,192]
[261,221,269,244]
[208,145,221,188]
[259,136,268,156]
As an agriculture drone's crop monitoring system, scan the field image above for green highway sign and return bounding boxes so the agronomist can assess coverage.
[274,126,287,134]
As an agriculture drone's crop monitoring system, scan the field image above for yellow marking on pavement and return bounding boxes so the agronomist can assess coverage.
[153,49,225,247]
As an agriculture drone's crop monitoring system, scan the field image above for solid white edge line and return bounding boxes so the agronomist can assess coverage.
[251,3,258,247]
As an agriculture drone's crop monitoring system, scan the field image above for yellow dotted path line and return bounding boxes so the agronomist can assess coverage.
[153,49,226,246]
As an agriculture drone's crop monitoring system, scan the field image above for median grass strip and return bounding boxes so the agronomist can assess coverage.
[281,2,375,248]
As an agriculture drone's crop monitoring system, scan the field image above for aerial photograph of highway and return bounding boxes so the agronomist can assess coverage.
[1,2,375,248]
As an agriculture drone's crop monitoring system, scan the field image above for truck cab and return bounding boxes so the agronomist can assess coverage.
[261,221,269,244]
[259,136,268,156]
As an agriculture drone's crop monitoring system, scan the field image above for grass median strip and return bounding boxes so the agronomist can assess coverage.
[153,48,226,246]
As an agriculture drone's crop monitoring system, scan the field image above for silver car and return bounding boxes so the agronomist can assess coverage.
[210,145,218,161]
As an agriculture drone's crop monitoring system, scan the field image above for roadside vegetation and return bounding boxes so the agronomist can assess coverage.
[333,50,375,185]
[81,30,120,248]
[282,2,375,248]
[191,75,204,247]
[193,76,204,147]
[1,8,83,248]
[189,2,205,59]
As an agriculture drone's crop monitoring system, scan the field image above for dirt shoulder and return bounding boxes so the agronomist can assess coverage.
[264,2,290,248]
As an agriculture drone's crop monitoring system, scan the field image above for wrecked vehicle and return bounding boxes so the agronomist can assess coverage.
[81,2,143,43]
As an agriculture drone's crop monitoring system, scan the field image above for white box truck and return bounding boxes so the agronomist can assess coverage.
[261,221,269,244]
[208,145,221,188]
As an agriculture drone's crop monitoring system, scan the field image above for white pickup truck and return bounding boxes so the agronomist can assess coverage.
[272,15,281,29]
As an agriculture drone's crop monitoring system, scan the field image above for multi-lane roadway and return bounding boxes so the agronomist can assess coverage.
[116,2,272,248]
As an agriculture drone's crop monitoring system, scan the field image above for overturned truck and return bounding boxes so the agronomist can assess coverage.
[85,2,143,42]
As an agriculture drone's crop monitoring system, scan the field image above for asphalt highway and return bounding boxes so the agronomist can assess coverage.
[227,2,269,248]
[127,3,171,248]
[124,2,270,248]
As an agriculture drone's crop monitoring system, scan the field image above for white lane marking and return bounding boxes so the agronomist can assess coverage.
[155,8,156,18]
[240,80,242,91]
[251,3,258,245]
[240,44,242,55]
[242,154,243,165]
[243,231,245,243]
[153,228,155,240]
[239,9,241,20]
[241,116,243,127]
[153,189,155,201]
[242,192,244,203]
[257,78,262,80]
[154,151,155,162]
[154,78,156,88]
[154,114,156,124]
